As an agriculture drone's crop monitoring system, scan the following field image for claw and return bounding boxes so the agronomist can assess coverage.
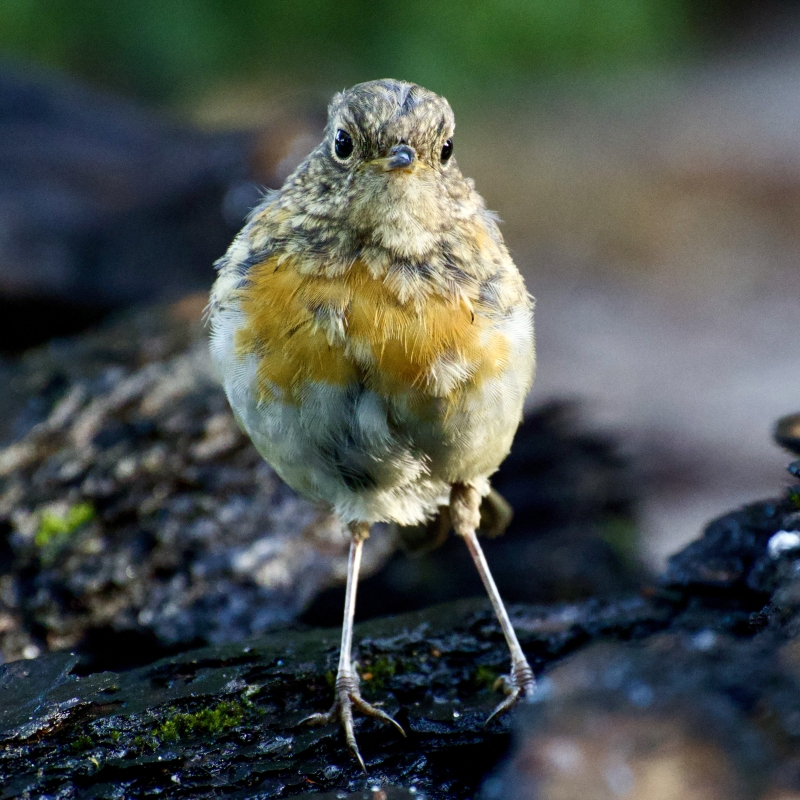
[298,709,335,727]
[299,670,405,771]
[492,675,511,693]
[351,693,407,738]
[485,689,521,727]
[351,744,367,773]
[484,659,536,727]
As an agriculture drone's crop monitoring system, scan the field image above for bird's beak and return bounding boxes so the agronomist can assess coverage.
[372,144,416,172]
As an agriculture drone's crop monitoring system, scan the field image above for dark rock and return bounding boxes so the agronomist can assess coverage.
[485,635,800,800]
[776,414,800,456]
[1,455,799,799]
[664,489,797,598]
[0,63,251,350]
[0,63,323,353]
[484,456,800,800]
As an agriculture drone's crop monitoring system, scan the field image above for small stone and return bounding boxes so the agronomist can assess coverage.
[768,531,800,559]
[775,413,800,455]
[114,457,138,480]
[689,630,717,651]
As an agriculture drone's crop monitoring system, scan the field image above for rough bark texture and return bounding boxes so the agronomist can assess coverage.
[0,592,682,798]
[1,466,800,798]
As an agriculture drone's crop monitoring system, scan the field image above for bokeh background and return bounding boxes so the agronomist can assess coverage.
[1,0,799,567]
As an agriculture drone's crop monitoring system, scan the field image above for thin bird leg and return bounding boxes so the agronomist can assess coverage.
[301,521,404,771]
[338,522,364,677]
[451,483,536,724]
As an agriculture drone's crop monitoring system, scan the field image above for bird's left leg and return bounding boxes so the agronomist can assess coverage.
[451,482,536,723]
[301,520,404,770]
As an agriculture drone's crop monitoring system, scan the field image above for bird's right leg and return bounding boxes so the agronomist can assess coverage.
[451,483,536,724]
[301,520,405,770]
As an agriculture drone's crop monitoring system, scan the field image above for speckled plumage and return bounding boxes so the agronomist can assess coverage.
[209,78,538,766]
[209,79,534,528]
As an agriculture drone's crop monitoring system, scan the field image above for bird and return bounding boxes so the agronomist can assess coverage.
[208,78,536,769]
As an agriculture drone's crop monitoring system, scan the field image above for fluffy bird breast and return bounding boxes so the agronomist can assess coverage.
[236,256,518,402]
[209,249,533,525]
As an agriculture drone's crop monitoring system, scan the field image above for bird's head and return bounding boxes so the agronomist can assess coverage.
[292,79,477,260]
[326,78,455,175]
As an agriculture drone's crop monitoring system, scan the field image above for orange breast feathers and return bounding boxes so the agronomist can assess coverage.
[234,257,511,404]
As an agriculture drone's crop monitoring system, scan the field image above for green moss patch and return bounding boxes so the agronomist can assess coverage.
[153,701,243,744]
[358,655,396,689]
[35,502,95,548]
[473,665,500,691]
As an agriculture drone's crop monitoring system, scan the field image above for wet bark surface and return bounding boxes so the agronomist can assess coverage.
[0,593,673,798]
[1,471,800,798]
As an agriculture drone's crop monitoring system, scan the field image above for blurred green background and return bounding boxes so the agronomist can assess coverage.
[0,0,697,105]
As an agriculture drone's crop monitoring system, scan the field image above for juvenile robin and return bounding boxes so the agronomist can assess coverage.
[208,79,536,768]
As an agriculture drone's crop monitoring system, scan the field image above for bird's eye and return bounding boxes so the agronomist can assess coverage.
[441,138,453,163]
[334,129,354,160]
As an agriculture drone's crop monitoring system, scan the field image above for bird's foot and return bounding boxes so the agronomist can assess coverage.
[485,657,536,726]
[300,670,405,771]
